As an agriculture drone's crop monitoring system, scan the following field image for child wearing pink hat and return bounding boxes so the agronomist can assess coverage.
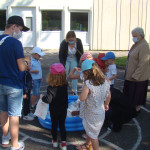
[41,63,68,150]
[68,52,93,84]
[80,52,93,63]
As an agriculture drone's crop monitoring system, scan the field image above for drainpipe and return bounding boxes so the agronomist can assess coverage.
[35,5,40,47]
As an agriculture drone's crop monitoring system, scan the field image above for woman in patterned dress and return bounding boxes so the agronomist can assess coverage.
[76,59,111,150]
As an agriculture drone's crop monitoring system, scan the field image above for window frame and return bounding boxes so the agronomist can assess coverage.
[26,17,33,31]
[0,10,6,31]
[70,11,89,32]
[41,10,62,31]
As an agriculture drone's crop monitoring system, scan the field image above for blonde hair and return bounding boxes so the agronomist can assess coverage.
[83,63,105,86]
[47,73,67,87]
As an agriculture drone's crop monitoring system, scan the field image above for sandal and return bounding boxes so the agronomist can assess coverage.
[76,143,92,150]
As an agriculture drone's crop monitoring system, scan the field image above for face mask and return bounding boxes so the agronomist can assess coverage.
[132,37,138,43]
[68,40,75,45]
[13,30,22,39]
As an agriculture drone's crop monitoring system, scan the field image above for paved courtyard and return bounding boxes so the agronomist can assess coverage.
[0,49,150,150]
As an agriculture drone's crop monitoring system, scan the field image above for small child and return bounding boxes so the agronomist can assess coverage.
[68,52,93,82]
[94,53,107,73]
[30,47,45,114]
[68,52,93,117]
[76,59,111,150]
[101,52,117,88]
[22,56,34,121]
[42,63,68,150]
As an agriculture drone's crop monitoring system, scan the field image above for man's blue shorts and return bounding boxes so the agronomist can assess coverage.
[0,84,23,116]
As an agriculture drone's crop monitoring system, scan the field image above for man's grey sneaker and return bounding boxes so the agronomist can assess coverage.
[28,112,36,118]
[2,132,11,145]
[23,114,34,121]
[9,141,25,150]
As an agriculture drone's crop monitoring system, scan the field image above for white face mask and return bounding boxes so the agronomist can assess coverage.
[132,37,138,43]
[13,30,22,39]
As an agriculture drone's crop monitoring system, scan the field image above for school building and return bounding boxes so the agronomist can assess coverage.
[0,0,150,50]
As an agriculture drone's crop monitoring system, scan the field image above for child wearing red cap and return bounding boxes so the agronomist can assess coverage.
[41,63,68,150]
[94,53,107,73]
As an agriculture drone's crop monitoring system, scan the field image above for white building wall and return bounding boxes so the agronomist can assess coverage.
[93,0,150,50]
[0,0,93,50]
[1,0,150,50]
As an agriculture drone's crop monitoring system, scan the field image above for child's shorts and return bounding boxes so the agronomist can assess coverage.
[0,84,23,116]
[32,79,42,96]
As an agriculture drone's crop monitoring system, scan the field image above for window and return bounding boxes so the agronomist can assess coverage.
[26,17,32,31]
[42,11,61,31]
[0,10,6,31]
[71,12,88,31]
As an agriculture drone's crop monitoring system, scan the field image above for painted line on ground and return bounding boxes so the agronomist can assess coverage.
[141,106,150,113]
[116,78,124,81]
[100,139,124,150]
[99,118,141,150]
[19,129,113,146]
[19,131,50,145]
[99,129,111,140]
[0,118,142,150]
[21,135,29,142]
[124,123,136,126]
[131,118,142,150]
[0,128,128,150]
[99,129,124,150]
[30,136,50,145]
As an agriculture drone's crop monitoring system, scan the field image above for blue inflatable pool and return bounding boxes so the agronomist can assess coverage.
[38,95,84,131]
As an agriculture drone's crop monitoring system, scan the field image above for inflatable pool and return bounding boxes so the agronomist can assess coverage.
[38,95,84,131]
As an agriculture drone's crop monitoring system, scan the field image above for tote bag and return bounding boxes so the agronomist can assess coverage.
[34,99,49,120]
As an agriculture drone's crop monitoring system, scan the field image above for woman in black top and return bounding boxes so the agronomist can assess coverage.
[59,31,84,95]
[42,63,68,150]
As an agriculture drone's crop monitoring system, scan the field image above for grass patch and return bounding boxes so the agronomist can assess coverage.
[115,56,150,68]
[115,56,127,68]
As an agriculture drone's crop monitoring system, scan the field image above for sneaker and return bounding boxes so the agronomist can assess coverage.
[59,141,67,150]
[10,141,25,150]
[23,114,34,121]
[52,140,58,147]
[2,132,11,145]
[30,105,36,112]
[28,112,36,118]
